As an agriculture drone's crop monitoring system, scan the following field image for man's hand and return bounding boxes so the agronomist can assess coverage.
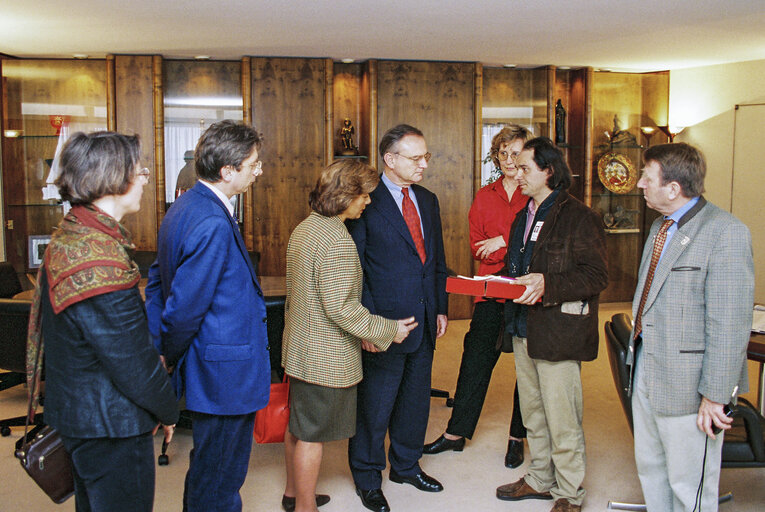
[513,273,544,305]
[436,314,448,338]
[152,424,176,445]
[697,396,732,439]
[394,317,418,343]
[474,236,506,259]
[361,340,380,353]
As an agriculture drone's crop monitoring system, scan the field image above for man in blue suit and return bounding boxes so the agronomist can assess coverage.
[145,120,270,512]
[348,124,449,512]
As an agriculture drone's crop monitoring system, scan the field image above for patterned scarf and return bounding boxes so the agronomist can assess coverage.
[26,204,141,409]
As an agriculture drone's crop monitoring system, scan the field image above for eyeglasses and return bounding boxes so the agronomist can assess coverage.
[395,152,432,163]
[497,150,521,162]
[241,161,263,173]
[137,167,151,180]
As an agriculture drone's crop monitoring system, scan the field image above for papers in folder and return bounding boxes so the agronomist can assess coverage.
[753,305,765,334]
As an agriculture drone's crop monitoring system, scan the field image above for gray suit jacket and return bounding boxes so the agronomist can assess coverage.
[627,197,754,415]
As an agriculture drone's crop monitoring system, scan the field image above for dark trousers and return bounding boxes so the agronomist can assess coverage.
[446,300,526,439]
[349,337,434,490]
[62,432,155,512]
[183,411,256,512]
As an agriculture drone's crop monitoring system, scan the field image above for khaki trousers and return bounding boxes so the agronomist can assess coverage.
[513,337,586,505]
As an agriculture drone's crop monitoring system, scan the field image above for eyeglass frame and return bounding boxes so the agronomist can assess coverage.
[497,150,521,162]
[240,160,263,173]
[394,152,432,164]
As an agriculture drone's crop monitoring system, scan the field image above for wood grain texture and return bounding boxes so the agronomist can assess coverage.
[377,60,475,319]
[241,57,254,248]
[249,57,326,276]
[152,56,166,228]
[115,55,157,250]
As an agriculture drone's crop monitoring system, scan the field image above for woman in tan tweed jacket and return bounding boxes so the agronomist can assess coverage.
[281,159,417,512]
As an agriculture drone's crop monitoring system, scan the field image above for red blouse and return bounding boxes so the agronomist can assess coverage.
[468,176,529,301]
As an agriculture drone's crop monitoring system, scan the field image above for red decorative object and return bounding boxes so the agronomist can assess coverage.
[48,115,70,136]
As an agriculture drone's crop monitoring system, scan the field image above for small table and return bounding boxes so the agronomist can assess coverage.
[748,332,765,415]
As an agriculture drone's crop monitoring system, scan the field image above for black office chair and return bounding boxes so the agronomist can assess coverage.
[0,262,23,298]
[604,313,765,510]
[0,298,44,436]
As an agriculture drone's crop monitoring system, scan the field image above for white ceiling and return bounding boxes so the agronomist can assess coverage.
[2,0,765,72]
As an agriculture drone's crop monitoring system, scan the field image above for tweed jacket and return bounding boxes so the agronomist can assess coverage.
[282,212,398,388]
[627,197,754,415]
[505,189,608,361]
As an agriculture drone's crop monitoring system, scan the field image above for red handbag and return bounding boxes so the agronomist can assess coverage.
[253,376,289,443]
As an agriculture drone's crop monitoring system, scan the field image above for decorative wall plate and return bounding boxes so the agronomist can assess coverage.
[597,152,637,194]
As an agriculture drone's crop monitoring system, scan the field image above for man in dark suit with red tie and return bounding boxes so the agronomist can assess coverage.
[348,124,449,512]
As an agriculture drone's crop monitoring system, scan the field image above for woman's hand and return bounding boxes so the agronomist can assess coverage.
[474,236,506,259]
[394,316,418,343]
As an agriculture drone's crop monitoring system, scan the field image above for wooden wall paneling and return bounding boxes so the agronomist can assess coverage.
[584,67,594,207]
[364,60,378,166]
[250,57,326,276]
[376,60,475,319]
[324,58,334,166]
[106,55,116,130]
[152,56,166,228]
[114,55,158,250]
[0,59,5,261]
[546,66,556,140]
[242,57,254,249]
[473,63,483,277]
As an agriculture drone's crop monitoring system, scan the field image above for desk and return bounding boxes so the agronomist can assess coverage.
[748,332,765,416]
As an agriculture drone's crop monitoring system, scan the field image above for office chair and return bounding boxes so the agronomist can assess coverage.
[604,313,765,510]
[0,298,44,436]
[0,262,23,298]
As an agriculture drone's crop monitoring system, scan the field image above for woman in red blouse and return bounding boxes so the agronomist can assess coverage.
[424,125,531,468]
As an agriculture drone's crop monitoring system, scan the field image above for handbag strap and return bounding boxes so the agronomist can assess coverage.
[21,304,44,449]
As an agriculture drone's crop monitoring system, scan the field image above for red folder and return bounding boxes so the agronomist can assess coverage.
[446,276,526,300]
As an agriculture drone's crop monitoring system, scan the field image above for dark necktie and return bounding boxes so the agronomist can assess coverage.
[402,188,427,264]
[633,218,674,340]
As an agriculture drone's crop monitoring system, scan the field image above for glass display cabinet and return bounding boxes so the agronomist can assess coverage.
[1,59,107,272]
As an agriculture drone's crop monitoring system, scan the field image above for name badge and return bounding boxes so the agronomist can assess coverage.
[530,221,544,242]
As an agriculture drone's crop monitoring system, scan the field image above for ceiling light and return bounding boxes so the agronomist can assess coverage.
[3,130,22,138]
[558,66,571,70]
[341,58,355,64]
[503,64,516,68]
[72,54,88,59]
[194,55,211,60]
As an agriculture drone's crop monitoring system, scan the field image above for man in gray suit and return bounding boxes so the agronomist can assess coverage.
[628,142,754,511]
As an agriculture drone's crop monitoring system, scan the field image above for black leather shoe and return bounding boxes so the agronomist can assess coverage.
[423,434,465,454]
[389,469,444,492]
[281,493,331,511]
[504,439,524,468]
[356,488,390,512]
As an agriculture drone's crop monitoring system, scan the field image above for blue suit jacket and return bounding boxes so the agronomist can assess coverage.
[145,182,270,415]
[348,181,448,353]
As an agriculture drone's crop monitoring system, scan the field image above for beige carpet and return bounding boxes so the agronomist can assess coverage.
[1,302,763,511]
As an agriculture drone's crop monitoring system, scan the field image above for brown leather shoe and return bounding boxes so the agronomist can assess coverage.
[496,478,553,501]
[550,498,582,511]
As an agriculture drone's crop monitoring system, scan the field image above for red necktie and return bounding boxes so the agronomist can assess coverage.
[402,188,427,264]
[633,218,674,340]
